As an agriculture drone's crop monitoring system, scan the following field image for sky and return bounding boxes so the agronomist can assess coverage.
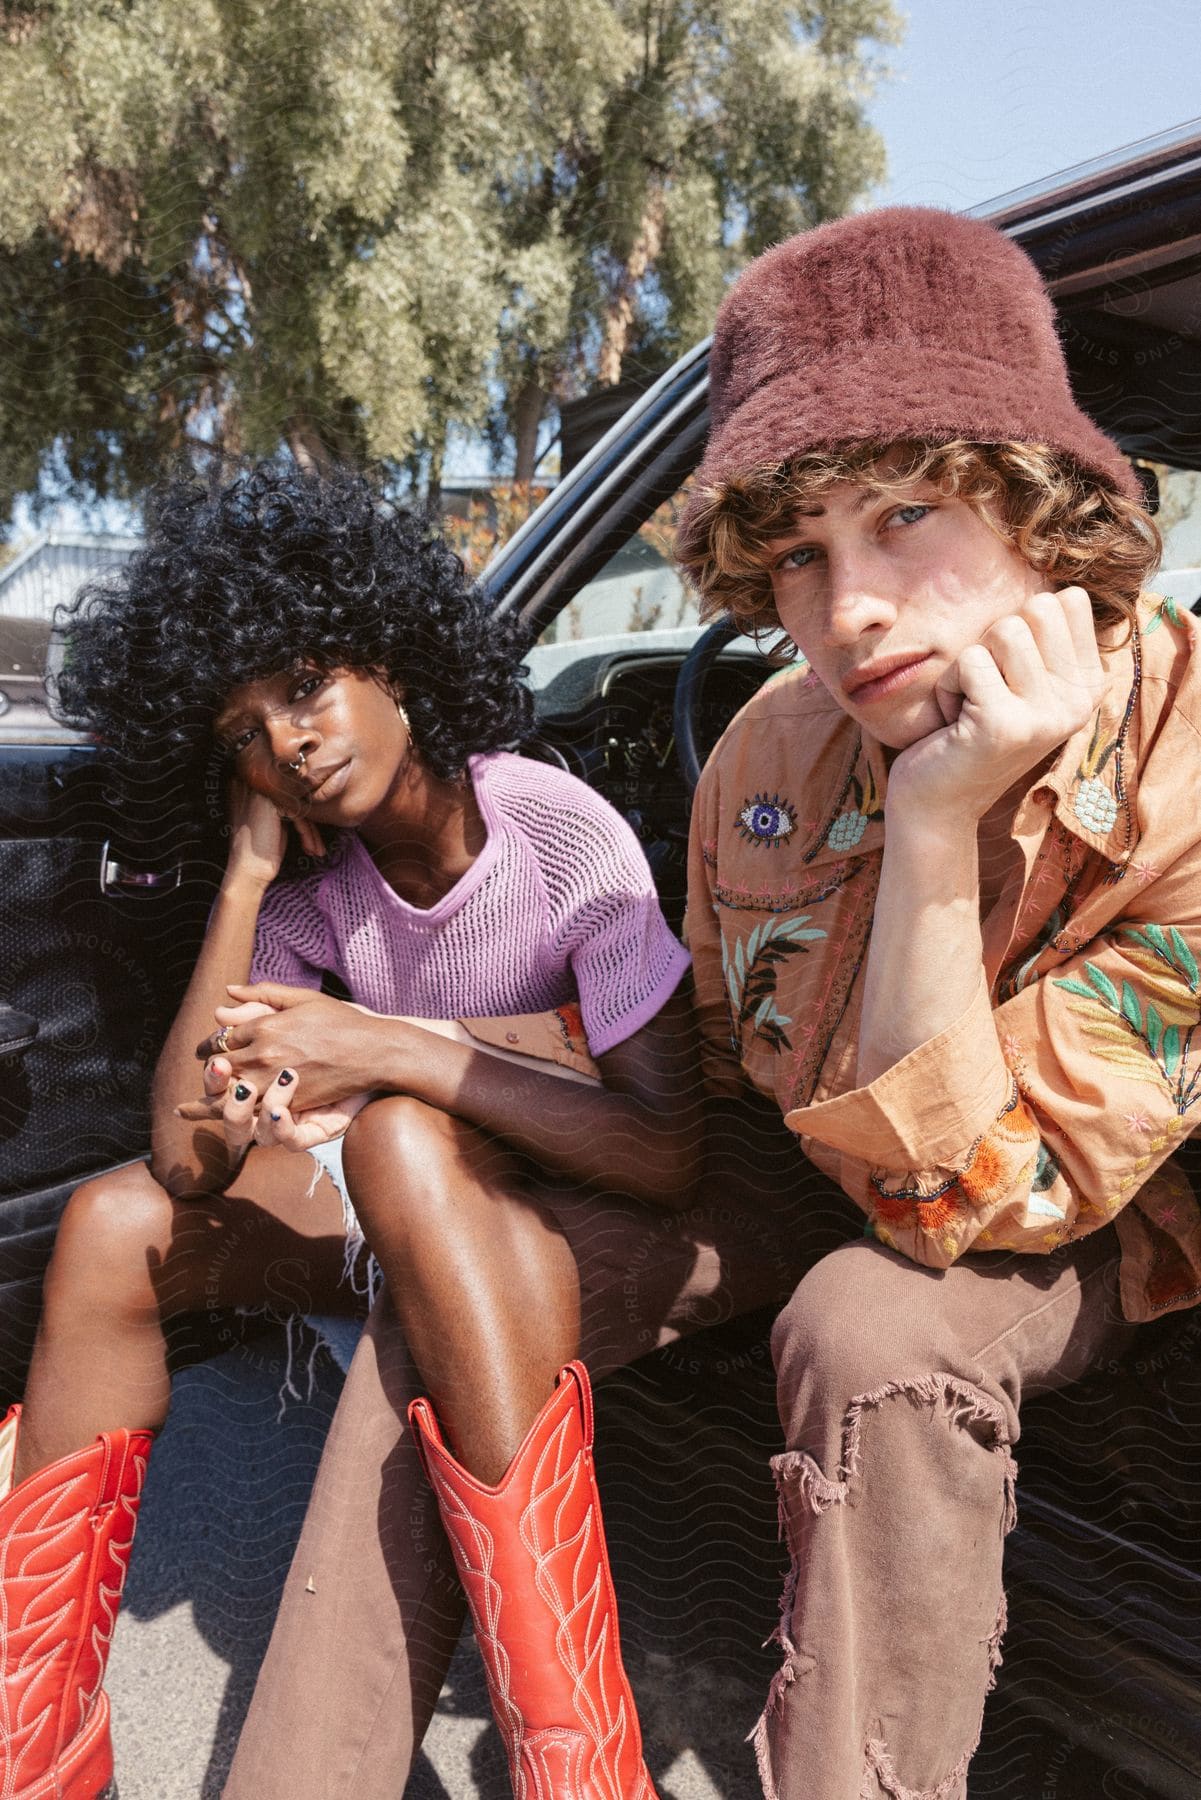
[867,0,1200,210]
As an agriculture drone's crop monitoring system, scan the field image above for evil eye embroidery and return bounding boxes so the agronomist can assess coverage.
[737,794,795,847]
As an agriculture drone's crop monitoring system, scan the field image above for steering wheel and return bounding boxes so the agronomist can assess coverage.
[673,618,743,796]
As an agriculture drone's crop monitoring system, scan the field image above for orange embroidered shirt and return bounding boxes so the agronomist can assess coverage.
[685,595,1201,1322]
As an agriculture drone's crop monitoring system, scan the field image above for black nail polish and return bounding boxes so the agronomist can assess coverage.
[234,1083,252,1102]
[270,1111,281,1122]
[278,1069,294,1087]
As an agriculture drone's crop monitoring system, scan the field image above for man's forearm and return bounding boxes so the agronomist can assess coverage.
[856,814,984,1088]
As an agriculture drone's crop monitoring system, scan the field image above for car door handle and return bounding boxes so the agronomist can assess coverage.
[99,839,183,895]
[0,1003,38,1057]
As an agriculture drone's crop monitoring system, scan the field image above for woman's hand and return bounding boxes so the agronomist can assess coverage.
[251,1078,372,1151]
[885,587,1105,827]
[194,984,393,1108]
[181,1002,373,1152]
[224,778,325,890]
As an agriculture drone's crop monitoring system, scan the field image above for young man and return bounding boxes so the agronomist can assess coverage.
[675,204,1198,1798]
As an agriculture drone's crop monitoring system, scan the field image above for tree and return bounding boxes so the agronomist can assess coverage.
[0,0,899,518]
[493,0,901,477]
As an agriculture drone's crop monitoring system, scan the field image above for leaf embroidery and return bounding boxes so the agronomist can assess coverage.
[1055,924,1201,1113]
[1144,595,1184,635]
[722,912,826,1054]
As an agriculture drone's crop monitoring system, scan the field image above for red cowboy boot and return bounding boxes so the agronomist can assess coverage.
[409,1362,659,1800]
[0,1404,153,1799]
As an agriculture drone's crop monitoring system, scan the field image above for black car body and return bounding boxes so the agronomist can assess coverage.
[3,121,1201,1794]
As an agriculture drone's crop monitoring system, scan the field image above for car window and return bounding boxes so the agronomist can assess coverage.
[0,535,139,744]
[538,484,700,646]
[1152,462,1201,611]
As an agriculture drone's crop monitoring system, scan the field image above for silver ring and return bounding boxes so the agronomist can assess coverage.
[287,749,307,772]
[213,1025,232,1055]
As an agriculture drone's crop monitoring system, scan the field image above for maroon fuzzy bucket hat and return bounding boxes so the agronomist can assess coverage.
[690,205,1137,503]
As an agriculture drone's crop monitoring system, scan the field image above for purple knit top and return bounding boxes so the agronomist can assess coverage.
[250,751,690,1056]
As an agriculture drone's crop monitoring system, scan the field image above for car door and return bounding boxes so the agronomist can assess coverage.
[0,536,217,1400]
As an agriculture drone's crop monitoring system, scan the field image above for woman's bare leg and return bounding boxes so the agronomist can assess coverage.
[16,1149,352,1482]
[231,1096,590,1800]
[341,1096,580,1482]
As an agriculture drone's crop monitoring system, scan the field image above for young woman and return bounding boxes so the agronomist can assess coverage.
[0,465,710,1800]
[227,208,1201,1800]
[674,205,1201,1798]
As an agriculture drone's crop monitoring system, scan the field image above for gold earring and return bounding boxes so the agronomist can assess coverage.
[398,699,412,735]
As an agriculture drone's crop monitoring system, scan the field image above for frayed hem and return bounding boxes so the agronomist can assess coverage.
[770,1371,1018,1533]
[278,1312,324,1418]
[984,1586,1008,1692]
[751,1714,973,1800]
[231,1301,327,1422]
[753,1372,1016,1800]
[235,1151,382,1421]
[748,1646,801,1800]
[322,1145,382,1309]
[749,1705,782,1800]
[861,1735,972,1800]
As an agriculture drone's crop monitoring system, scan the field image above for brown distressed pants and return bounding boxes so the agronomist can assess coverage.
[759,1229,1128,1800]
[223,1118,1128,1800]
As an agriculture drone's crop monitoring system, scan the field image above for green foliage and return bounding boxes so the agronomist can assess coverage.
[0,0,900,514]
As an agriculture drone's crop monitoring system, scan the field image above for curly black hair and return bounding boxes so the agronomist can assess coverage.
[54,463,536,824]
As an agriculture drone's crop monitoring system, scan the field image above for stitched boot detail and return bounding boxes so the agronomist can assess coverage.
[0,1404,153,1800]
[409,1364,660,1800]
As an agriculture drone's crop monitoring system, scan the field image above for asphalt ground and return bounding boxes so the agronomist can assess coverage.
[105,1320,1168,1800]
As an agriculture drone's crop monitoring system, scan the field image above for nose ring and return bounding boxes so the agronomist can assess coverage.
[287,749,307,772]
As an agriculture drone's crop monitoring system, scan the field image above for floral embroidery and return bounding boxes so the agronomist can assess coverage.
[959,1094,1039,1202]
[552,1001,589,1058]
[1071,716,1119,835]
[868,1084,1039,1239]
[873,1190,965,1234]
[1055,924,1201,1114]
[721,912,827,1054]
[736,793,796,848]
[824,767,883,853]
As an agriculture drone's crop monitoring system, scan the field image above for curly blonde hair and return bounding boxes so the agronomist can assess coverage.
[675,439,1160,649]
